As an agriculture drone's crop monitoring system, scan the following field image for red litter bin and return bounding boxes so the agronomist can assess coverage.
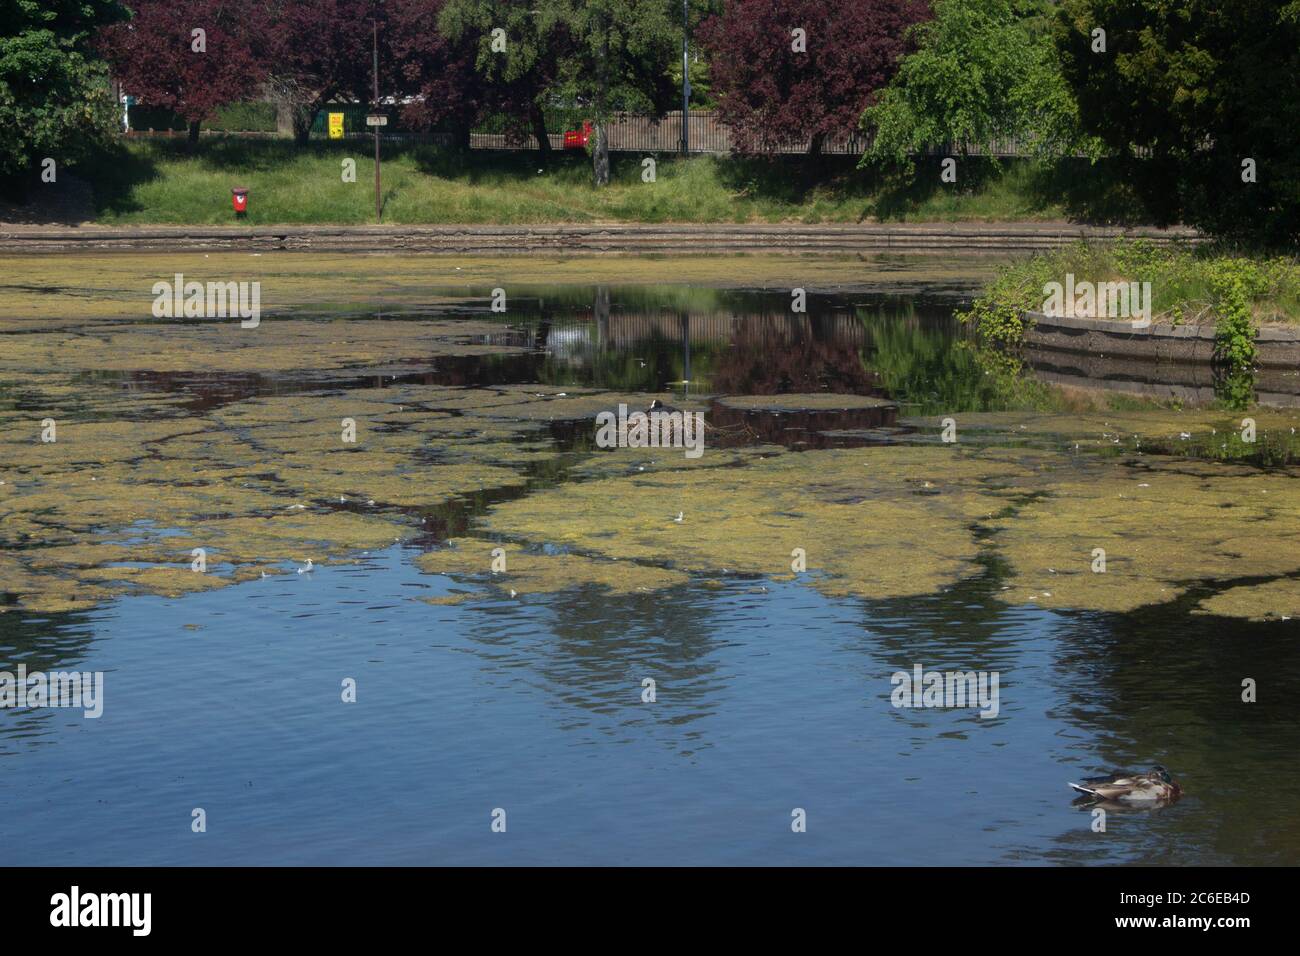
[231,187,249,216]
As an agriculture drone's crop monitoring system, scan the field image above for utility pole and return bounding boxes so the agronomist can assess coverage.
[373,19,381,222]
[680,312,691,396]
[681,0,690,154]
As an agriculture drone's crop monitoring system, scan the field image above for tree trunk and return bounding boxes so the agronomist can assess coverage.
[295,94,335,146]
[593,26,610,187]
[275,101,295,138]
[593,125,609,186]
[292,109,314,146]
[530,105,553,159]
[807,132,824,157]
[452,117,472,151]
[265,77,323,146]
[187,120,201,146]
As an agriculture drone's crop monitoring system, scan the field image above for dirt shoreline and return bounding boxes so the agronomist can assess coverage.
[0,221,1201,255]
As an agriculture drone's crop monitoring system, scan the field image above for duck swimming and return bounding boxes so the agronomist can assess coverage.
[1069,766,1182,804]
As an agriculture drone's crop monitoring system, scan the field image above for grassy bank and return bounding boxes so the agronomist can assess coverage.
[962,241,1300,341]
[960,240,1300,408]
[43,138,1175,227]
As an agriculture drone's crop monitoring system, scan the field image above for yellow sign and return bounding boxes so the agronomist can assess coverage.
[328,112,344,139]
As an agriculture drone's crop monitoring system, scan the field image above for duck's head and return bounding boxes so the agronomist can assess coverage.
[1152,765,1173,783]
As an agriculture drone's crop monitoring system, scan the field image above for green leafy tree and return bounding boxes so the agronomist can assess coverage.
[862,0,1086,167]
[438,0,572,155]
[1056,0,1300,244]
[542,0,680,185]
[440,0,679,180]
[0,0,128,180]
[668,41,712,108]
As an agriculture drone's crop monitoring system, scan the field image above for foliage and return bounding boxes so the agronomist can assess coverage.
[863,0,1090,168]
[542,0,680,115]
[960,240,1300,358]
[700,0,928,156]
[0,0,128,179]
[957,252,1056,345]
[261,0,397,145]
[1205,259,1266,395]
[129,100,278,132]
[437,0,569,151]
[545,0,681,182]
[1056,0,1300,245]
[98,0,268,141]
[386,0,483,146]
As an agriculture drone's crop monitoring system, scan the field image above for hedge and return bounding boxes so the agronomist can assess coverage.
[127,101,278,132]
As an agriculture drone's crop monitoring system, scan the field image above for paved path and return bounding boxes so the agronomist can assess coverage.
[0,221,1201,255]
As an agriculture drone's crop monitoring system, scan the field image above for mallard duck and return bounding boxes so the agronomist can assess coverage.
[1069,766,1182,804]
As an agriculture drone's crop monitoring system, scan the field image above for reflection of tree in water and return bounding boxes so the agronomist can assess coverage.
[704,401,898,450]
[834,550,1300,864]
[709,310,878,396]
[865,307,996,414]
[394,287,1002,413]
[855,560,1028,693]
[459,582,727,752]
[1042,602,1300,865]
[0,608,97,674]
[0,609,98,753]
[573,294,983,409]
[89,287,998,416]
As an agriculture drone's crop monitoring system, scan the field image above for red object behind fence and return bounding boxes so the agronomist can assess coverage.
[563,121,593,149]
[231,187,248,215]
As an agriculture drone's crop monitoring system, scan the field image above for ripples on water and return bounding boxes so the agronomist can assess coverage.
[2,282,1298,865]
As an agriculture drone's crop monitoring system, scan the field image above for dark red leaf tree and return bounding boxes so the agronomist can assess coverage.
[699,0,930,155]
[262,0,388,144]
[98,0,270,143]
[386,0,485,149]
[261,0,489,148]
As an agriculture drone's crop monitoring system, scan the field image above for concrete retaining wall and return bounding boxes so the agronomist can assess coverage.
[1023,310,1300,368]
[0,223,1203,256]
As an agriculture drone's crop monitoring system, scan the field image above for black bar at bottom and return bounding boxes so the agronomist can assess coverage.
[1,866,1277,940]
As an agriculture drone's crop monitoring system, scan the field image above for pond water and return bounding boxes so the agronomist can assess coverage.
[2,262,1299,865]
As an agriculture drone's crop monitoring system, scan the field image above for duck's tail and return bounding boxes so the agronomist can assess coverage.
[1068,782,1100,796]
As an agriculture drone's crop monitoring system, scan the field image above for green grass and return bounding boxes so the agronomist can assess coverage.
[66,138,1179,227]
[962,240,1300,337]
[958,240,1300,409]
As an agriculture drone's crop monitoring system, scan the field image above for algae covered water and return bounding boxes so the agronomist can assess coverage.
[2,253,1299,865]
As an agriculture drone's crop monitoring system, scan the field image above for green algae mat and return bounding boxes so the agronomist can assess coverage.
[3,252,1300,622]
